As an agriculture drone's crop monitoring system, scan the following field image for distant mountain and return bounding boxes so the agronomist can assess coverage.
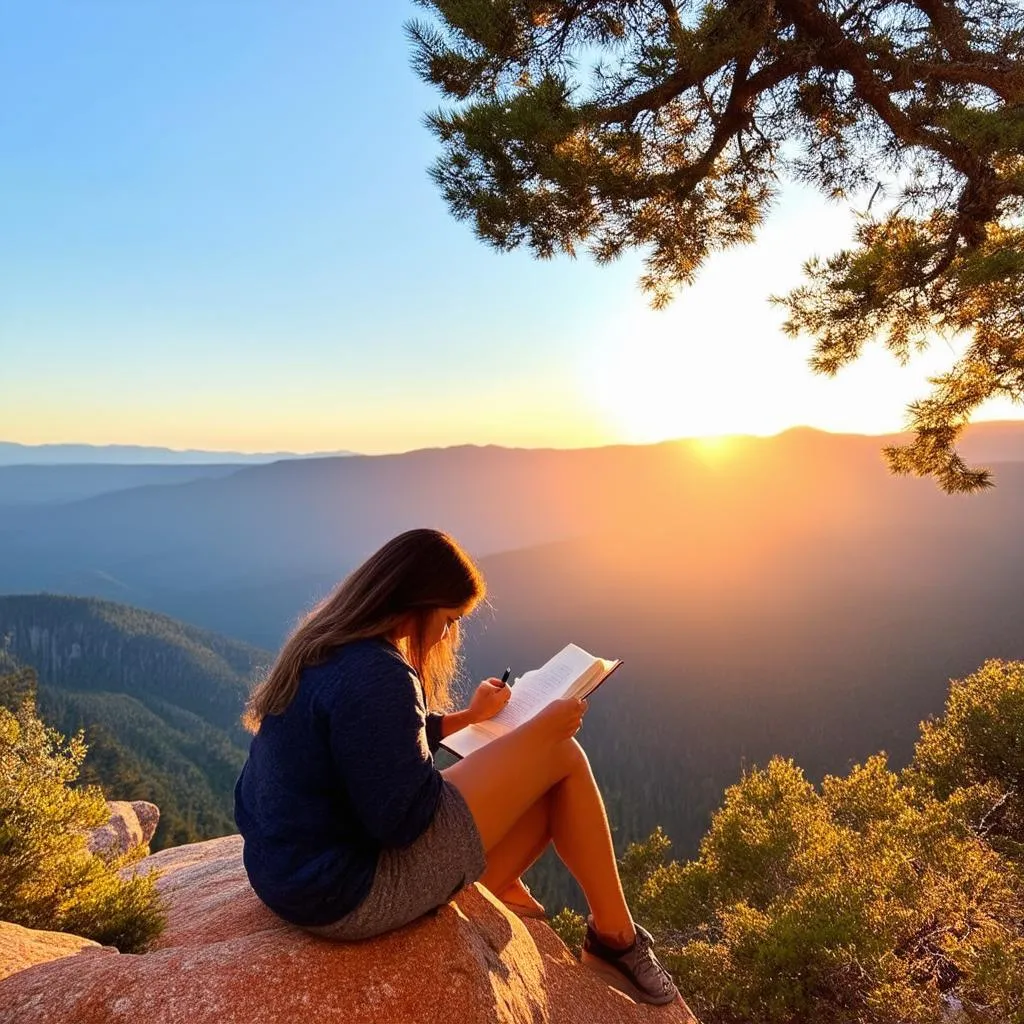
[953,419,1024,463]
[0,441,358,466]
[0,442,643,598]
[4,420,1021,467]
[0,594,271,850]
[0,463,246,508]
[2,424,1023,618]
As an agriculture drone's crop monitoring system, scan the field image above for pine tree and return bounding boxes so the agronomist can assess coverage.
[409,1,1024,492]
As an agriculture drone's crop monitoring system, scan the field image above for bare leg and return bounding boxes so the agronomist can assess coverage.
[442,730,635,944]
[477,790,552,898]
[498,877,546,915]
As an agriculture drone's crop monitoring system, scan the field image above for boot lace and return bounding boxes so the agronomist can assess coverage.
[631,928,677,998]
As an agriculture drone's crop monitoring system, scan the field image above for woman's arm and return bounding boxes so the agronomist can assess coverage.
[437,709,476,739]
[425,709,473,751]
[425,679,509,750]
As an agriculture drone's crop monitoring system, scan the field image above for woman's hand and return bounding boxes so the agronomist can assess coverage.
[467,678,513,723]
[525,697,588,745]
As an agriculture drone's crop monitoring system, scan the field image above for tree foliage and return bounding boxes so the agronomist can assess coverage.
[551,658,1024,1022]
[409,0,1024,492]
[908,658,1024,856]
[0,665,166,953]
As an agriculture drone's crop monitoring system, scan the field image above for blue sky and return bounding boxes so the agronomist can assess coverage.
[2,1,1019,453]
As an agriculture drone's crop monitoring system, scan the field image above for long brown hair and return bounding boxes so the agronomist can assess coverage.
[241,528,486,733]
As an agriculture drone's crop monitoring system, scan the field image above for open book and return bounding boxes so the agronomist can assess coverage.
[440,643,623,759]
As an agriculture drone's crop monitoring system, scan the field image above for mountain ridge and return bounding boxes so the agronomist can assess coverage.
[0,595,271,850]
[6,418,1024,464]
[0,441,358,466]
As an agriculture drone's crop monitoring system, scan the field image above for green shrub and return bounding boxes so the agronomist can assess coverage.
[0,677,167,953]
[908,658,1024,853]
[614,740,1024,1023]
[541,661,1024,1020]
[617,755,1024,1023]
[550,906,586,957]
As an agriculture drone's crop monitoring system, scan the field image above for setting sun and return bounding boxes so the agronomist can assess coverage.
[688,435,743,464]
[578,296,1022,446]
[582,330,788,442]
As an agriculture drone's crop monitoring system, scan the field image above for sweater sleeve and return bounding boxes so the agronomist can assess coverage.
[425,712,444,754]
[326,648,444,848]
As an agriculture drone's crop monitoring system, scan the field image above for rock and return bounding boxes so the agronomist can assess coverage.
[940,993,966,1020]
[129,800,160,845]
[0,920,118,983]
[0,833,700,1023]
[85,800,160,858]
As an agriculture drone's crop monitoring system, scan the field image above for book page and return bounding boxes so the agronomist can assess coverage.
[442,722,497,758]
[441,644,622,759]
[569,657,620,698]
[478,644,598,732]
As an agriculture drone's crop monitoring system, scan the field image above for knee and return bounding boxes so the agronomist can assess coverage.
[552,735,589,774]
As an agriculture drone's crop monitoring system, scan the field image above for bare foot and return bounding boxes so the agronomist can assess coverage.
[498,877,547,917]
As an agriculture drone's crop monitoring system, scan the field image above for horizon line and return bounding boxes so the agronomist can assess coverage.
[3,417,1024,462]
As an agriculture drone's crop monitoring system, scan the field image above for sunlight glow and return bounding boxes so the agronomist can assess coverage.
[583,331,813,442]
[689,436,744,464]
[574,184,1024,447]
[577,293,1020,446]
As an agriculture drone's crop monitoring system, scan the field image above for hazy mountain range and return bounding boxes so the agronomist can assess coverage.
[0,441,357,466]
[2,423,1023,636]
[2,422,1023,908]
[0,464,246,507]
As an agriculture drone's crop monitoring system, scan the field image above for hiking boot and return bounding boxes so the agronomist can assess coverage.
[581,915,680,1006]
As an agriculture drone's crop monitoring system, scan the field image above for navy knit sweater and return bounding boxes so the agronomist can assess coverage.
[233,637,446,926]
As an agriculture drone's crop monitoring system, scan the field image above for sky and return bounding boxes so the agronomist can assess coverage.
[2,1,1021,455]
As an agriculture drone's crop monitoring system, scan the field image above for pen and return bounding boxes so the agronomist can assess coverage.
[500,667,511,686]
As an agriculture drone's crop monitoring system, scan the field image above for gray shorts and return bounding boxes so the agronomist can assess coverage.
[299,779,487,941]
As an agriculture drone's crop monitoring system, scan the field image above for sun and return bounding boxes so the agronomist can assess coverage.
[574,284,1012,446]
[581,329,794,444]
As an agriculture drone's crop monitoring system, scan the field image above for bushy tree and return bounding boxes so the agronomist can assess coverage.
[619,756,1023,1022]
[908,658,1024,855]
[409,0,1024,493]
[0,666,166,953]
[0,660,36,712]
[551,659,1024,1022]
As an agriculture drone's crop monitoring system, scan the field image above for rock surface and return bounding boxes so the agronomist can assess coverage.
[0,833,700,1023]
[85,799,161,858]
[0,920,117,983]
[129,800,161,844]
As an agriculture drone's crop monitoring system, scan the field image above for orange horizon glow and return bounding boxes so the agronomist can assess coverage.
[3,410,1024,460]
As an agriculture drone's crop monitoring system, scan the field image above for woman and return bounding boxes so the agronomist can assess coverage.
[233,527,680,1006]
